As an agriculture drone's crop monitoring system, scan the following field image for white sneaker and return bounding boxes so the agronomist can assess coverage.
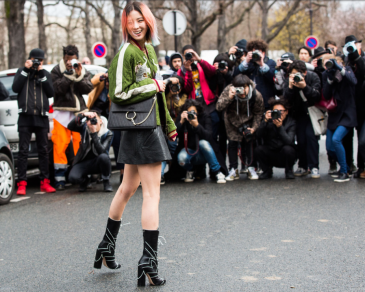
[215,172,226,184]
[185,171,195,182]
[311,168,320,178]
[225,168,239,181]
[247,167,259,180]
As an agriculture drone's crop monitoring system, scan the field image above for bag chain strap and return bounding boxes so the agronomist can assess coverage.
[126,96,156,126]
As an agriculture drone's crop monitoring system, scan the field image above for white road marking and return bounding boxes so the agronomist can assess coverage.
[10,197,30,203]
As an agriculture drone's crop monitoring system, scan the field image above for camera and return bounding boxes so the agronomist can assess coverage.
[71,59,79,69]
[218,60,228,71]
[32,59,41,69]
[347,46,355,53]
[170,83,181,93]
[100,74,108,82]
[234,48,245,59]
[325,59,334,70]
[280,59,290,70]
[87,116,98,125]
[185,52,193,61]
[251,50,261,62]
[271,110,282,120]
[317,58,323,69]
[293,72,303,83]
[187,110,197,120]
[235,87,245,95]
[238,124,253,142]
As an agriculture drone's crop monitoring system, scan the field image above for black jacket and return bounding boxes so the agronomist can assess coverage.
[322,66,357,131]
[67,115,113,165]
[256,115,296,151]
[345,50,365,123]
[12,67,54,116]
[283,70,321,118]
[0,80,9,101]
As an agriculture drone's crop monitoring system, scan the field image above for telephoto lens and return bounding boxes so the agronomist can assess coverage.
[325,60,334,70]
[347,46,354,53]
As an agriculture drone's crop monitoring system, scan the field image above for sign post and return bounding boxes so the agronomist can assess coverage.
[92,42,107,66]
[163,10,187,52]
[304,36,319,51]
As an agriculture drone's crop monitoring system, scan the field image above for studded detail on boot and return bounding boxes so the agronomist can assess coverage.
[137,230,166,286]
[94,218,121,269]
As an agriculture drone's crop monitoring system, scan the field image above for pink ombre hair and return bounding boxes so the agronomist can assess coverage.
[121,2,160,46]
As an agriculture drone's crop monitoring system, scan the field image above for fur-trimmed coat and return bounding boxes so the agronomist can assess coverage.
[216,82,265,142]
[51,59,93,113]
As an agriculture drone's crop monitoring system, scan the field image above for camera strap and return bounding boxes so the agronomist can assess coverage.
[184,124,199,156]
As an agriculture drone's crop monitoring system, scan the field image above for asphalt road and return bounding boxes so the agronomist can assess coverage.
[1,140,365,292]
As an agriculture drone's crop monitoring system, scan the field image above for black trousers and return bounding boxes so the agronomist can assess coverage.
[296,115,320,170]
[18,126,49,181]
[254,145,297,172]
[228,139,254,170]
[68,153,111,184]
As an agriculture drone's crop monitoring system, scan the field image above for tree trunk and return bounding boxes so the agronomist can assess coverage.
[111,0,121,57]
[189,0,201,54]
[36,0,47,63]
[5,0,26,69]
[217,13,226,53]
[83,2,93,61]
[261,0,269,42]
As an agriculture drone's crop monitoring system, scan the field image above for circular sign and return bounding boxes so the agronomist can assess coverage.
[163,10,187,36]
[304,36,319,50]
[92,42,107,58]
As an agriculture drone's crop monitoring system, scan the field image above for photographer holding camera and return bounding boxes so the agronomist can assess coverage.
[228,39,248,73]
[67,111,113,192]
[322,54,357,182]
[51,45,93,190]
[216,74,264,181]
[12,48,56,195]
[167,52,193,94]
[283,60,321,178]
[255,98,296,179]
[311,47,330,85]
[175,99,227,183]
[274,52,294,95]
[234,39,276,110]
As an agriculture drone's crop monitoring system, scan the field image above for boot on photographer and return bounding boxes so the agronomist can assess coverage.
[255,98,296,179]
[67,111,113,192]
[216,74,264,181]
[175,99,226,184]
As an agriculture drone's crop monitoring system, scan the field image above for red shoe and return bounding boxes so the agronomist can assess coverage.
[17,181,27,196]
[40,179,56,193]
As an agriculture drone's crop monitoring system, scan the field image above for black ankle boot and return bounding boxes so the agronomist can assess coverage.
[137,230,166,287]
[79,177,90,192]
[103,180,113,192]
[94,218,121,269]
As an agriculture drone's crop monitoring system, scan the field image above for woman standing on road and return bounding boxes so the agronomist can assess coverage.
[93,2,177,287]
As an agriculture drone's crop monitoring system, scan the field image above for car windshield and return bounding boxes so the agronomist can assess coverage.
[0,76,16,100]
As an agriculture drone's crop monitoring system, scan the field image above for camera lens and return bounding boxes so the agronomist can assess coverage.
[185,53,193,61]
[347,46,354,53]
[325,60,333,69]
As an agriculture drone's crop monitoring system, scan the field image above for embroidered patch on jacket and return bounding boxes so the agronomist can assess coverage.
[135,57,151,82]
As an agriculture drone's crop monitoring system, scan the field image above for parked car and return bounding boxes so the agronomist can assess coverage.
[0,64,107,170]
[0,128,15,205]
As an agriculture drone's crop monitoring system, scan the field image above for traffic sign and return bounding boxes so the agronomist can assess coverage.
[162,10,187,36]
[92,42,107,59]
[304,36,319,50]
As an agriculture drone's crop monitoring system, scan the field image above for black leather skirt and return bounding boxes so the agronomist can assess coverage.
[117,126,172,165]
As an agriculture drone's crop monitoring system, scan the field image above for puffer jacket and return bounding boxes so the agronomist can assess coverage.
[51,59,93,113]
[216,81,265,142]
[67,115,113,165]
[12,67,54,116]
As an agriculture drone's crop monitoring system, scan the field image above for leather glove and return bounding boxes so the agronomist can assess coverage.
[331,58,343,71]
[327,69,335,81]
[348,49,360,61]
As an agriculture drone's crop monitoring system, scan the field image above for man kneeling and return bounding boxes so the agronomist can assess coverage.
[255,98,296,179]
[67,111,113,192]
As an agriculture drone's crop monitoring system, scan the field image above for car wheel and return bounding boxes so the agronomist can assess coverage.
[0,153,15,205]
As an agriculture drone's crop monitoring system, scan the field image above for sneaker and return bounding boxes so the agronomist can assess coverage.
[259,170,272,180]
[311,168,320,178]
[328,161,337,174]
[40,179,56,193]
[226,168,239,181]
[215,171,226,184]
[16,181,27,196]
[256,168,263,174]
[285,169,295,179]
[160,176,165,185]
[240,165,248,174]
[184,171,195,183]
[294,167,309,177]
[247,167,259,180]
[334,173,350,182]
[331,171,340,178]
[56,182,65,191]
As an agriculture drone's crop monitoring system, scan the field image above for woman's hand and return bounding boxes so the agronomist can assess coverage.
[156,80,166,92]
[180,111,188,124]
[264,110,272,122]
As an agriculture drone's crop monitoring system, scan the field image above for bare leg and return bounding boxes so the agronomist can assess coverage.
[137,162,162,230]
[109,164,140,220]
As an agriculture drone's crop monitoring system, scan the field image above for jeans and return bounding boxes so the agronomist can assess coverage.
[177,140,221,173]
[326,126,350,174]
[296,115,320,170]
[18,126,49,181]
[68,153,111,184]
[161,139,178,176]
[357,120,365,170]
[255,145,296,172]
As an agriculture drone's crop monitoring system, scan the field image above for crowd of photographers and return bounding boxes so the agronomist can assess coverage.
[12,34,365,195]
